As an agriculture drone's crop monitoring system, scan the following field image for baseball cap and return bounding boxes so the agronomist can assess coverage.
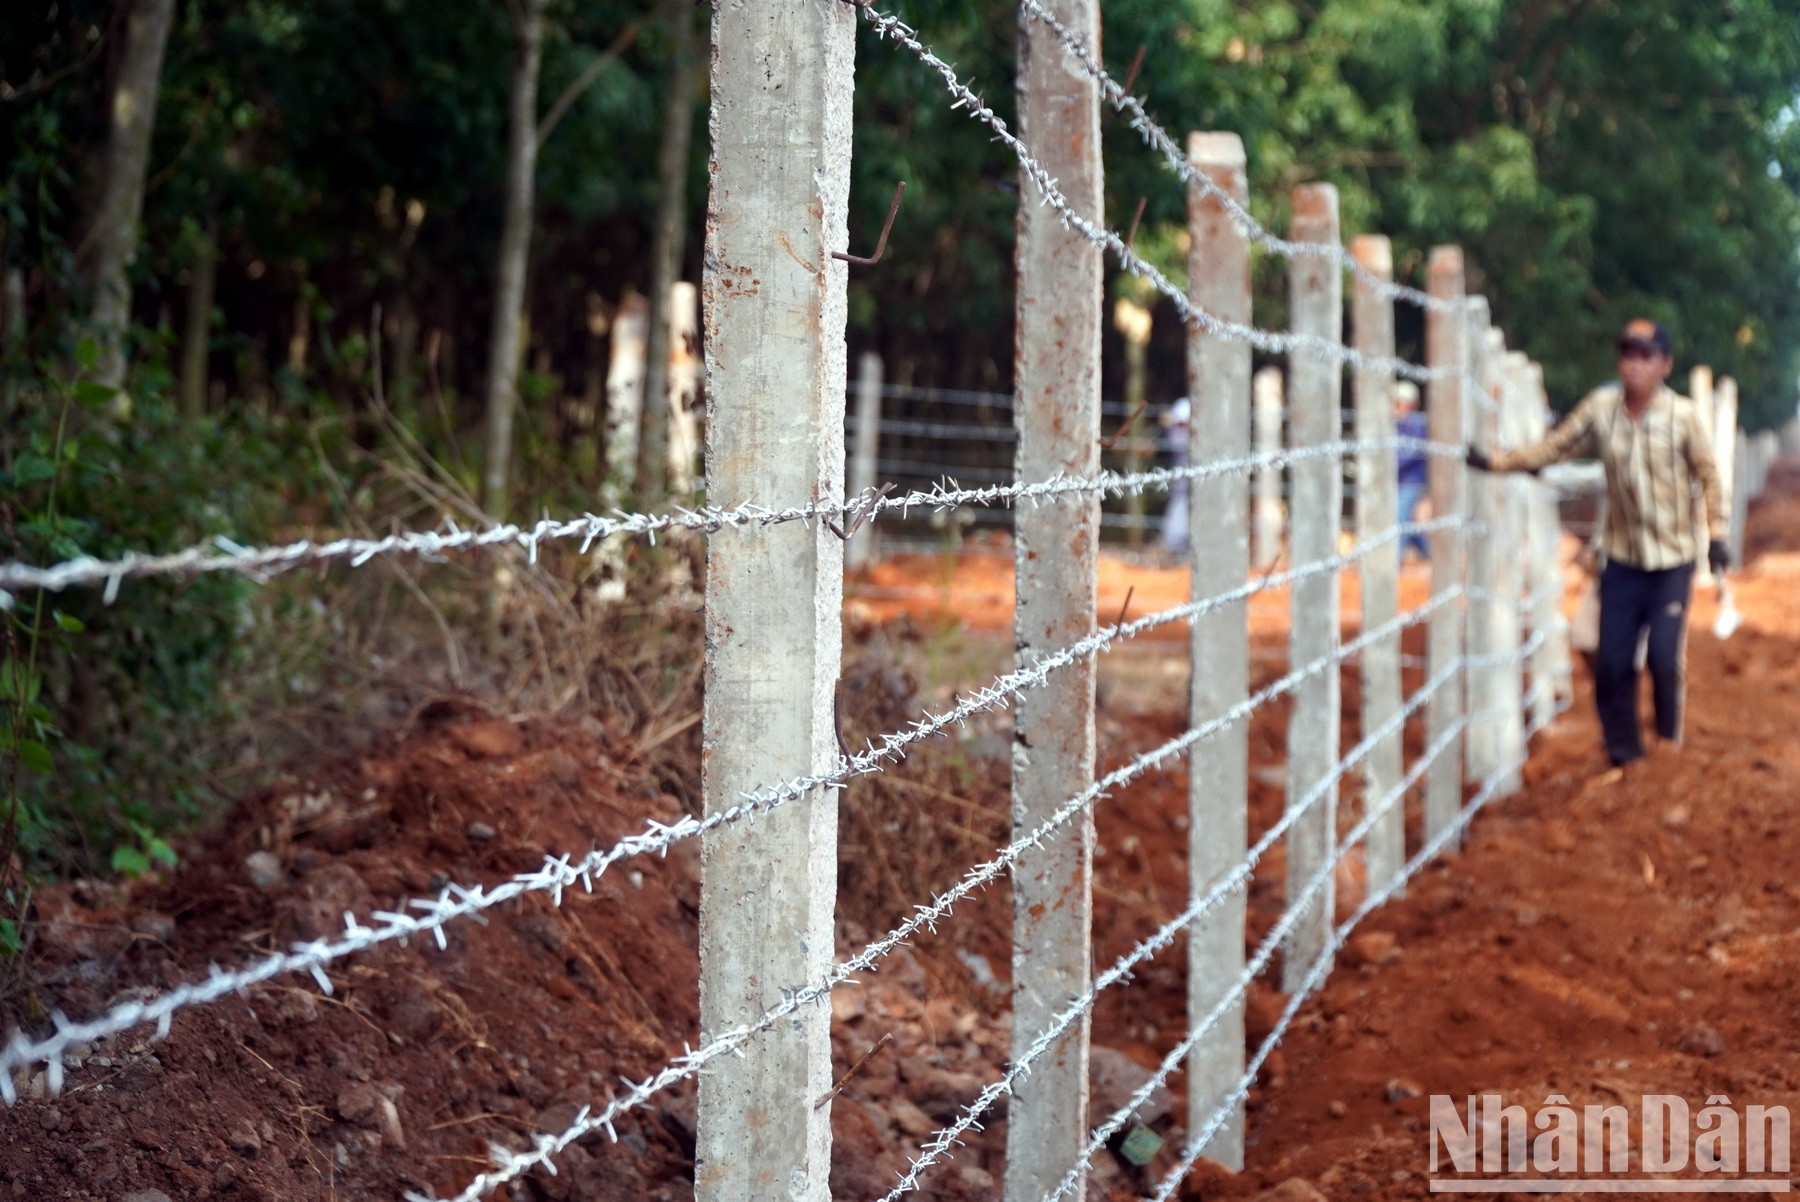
[1615,318,1671,357]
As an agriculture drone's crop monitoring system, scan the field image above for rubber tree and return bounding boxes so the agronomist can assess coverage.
[83,0,176,395]
[177,212,218,417]
[479,0,546,521]
[636,0,702,501]
[480,5,638,520]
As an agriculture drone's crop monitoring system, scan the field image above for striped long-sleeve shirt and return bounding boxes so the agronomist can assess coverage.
[1490,383,1724,571]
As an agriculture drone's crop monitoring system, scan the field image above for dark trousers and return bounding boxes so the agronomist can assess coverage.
[1594,560,1694,765]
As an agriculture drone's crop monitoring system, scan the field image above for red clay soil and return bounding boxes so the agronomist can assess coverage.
[5,464,1800,1202]
[849,540,1440,641]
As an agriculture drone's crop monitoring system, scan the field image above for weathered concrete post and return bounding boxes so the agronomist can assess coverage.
[1282,183,1342,995]
[1350,235,1404,898]
[1493,349,1529,789]
[603,292,649,504]
[1521,361,1562,726]
[1424,248,1468,851]
[1006,0,1101,1195]
[1185,131,1251,1170]
[847,351,883,570]
[1714,376,1739,560]
[1464,304,1500,788]
[667,281,701,495]
[1691,366,1716,586]
[1534,362,1576,703]
[594,292,650,602]
[695,1,853,1197]
[1734,427,1751,558]
[1253,367,1286,569]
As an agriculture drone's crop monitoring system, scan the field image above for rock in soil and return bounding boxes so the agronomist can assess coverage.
[1676,1020,1727,1057]
[1252,1178,1328,1202]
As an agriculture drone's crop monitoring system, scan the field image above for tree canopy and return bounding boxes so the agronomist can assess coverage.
[6,0,1799,434]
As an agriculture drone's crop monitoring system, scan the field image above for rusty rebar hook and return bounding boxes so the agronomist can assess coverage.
[1100,397,1149,450]
[833,181,907,267]
[1123,195,1148,251]
[1120,44,1147,96]
[825,482,895,541]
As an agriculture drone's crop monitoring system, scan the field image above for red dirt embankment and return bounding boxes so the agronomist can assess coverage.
[5,464,1800,1201]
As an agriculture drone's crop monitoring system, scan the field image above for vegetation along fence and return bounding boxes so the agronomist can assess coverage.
[0,1,1783,1200]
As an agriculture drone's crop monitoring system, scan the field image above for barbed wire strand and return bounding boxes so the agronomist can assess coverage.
[1044,627,1551,1202]
[1041,716,1460,1202]
[0,511,1463,1089]
[417,586,1462,1202]
[1148,686,1568,1202]
[0,436,1456,598]
[875,647,1470,1200]
[1012,0,1456,314]
[855,3,1472,395]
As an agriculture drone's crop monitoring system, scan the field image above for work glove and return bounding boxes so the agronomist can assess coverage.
[1464,447,1493,472]
[1708,539,1730,575]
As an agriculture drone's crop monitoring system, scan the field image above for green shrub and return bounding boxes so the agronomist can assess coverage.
[3,344,285,887]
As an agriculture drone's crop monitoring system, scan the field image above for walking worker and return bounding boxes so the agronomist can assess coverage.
[1394,382,1431,561]
[1467,318,1728,767]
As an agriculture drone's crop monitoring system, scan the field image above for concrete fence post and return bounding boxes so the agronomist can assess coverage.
[1493,349,1528,789]
[1691,366,1716,586]
[1006,0,1102,1195]
[603,291,649,503]
[1463,303,1500,788]
[594,292,651,602]
[847,351,883,570]
[1733,427,1753,562]
[1424,248,1468,852]
[1520,361,1562,726]
[695,0,854,1197]
[1184,130,1251,1171]
[1282,183,1342,995]
[1533,367,1576,705]
[1713,376,1738,560]
[667,281,702,495]
[1253,366,1285,569]
[1349,234,1404,899]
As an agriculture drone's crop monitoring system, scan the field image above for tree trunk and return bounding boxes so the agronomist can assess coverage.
[387,291,420,424]
[480,0,546,521]
[287,260,311,378]
[2,264,24,417]
[83,0,176,394]
[178,214,218,418]
[636,0,701,500]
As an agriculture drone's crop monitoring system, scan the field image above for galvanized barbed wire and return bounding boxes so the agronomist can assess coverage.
[1046,625,1552,1202]
[1040,711,1466,1202]
[1013,0,1457,315]
[0,437,1455,598]
[0,511,1465,1088]
[1148,687,1569,1202]
[855,3,1471,394]
[876,649,1468,1200]
[420,587,1461,1202]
